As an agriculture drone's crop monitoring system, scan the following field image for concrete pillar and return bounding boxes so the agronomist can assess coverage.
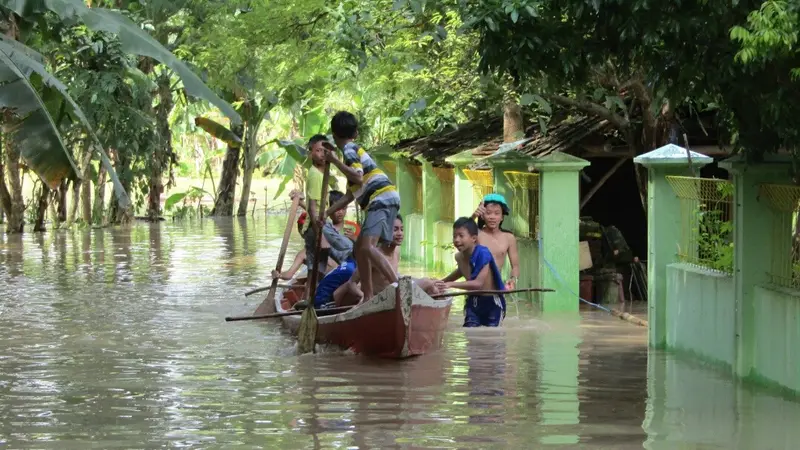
[532,152,590,313]
[634,144,712,348]
[719,155,791,378]
[446,150,482,220]
[454,166,477,219]
[395,158,418,261]
[422,161,443,270]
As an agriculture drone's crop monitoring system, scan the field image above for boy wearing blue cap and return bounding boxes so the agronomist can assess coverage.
[471,193,520,290]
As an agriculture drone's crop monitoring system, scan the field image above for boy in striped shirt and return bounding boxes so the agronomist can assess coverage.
[322,111,400,301]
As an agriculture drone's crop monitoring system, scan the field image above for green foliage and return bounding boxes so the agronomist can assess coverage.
[697,206,734,273]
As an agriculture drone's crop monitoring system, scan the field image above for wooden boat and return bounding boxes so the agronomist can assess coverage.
[276,276,453,358]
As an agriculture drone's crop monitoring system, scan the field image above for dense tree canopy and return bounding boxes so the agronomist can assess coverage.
[2,0,800,232]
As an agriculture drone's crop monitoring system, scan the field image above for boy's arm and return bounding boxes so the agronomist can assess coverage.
[507,234,520,288]
[307,199,318,228]
[324,146,363,185]
[276,249,305,279]
[325,191,354,217]
[441,269,462,283]
[445,265,489,291]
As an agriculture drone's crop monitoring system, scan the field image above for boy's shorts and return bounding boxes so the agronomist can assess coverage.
[464,295,504,327]
[361,205,399,243]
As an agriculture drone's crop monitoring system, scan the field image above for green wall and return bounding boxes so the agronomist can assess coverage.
[666,263,736,369]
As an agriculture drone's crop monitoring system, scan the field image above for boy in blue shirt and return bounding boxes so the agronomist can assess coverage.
[437,217,506,327]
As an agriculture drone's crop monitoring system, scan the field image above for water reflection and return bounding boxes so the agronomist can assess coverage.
[0,216,798,448]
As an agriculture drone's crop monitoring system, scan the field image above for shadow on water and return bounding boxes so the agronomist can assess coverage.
[0,215,799,448]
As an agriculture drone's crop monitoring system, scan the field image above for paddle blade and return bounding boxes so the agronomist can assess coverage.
[297,307,318,354]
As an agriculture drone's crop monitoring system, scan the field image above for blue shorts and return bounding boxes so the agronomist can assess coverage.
[464,295,504,327]
[313,259,357,308]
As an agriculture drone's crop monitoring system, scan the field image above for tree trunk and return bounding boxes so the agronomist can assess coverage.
[147,74,174,221]
[79,143,93,224]
[67,178,80,227]
[211,124,243,216]
[33,183,50,232]
[237,125,258,216]
[503,99,525,143]
[3,138,24,233]
[109,150,133,224]
[56,179,67,222]
[92,160,107,225]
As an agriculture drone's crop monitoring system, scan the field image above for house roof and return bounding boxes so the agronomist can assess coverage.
[394,117,503,164]
[394,110,727,165]
[394,114,614,164]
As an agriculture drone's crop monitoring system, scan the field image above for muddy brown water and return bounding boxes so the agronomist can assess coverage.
[0,217,798,449]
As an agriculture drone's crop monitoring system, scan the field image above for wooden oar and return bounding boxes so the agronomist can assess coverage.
[431,287,554,299]
[225,305,352,322]
[298,161,332,354]
[245,282,304,296]
[253,195,301,316]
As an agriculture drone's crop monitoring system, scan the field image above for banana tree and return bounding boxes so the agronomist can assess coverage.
[0,0,240,230]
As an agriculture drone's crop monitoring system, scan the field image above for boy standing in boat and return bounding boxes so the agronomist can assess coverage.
[296,134,340,278]
[322,111,400,302]
[437,217,506,327]
[471,194,520,290]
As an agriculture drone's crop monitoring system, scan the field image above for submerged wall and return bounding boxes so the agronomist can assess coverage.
[666,264,736,369]
[752,285,800,393]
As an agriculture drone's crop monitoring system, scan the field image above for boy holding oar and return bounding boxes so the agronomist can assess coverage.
[322,111,400,301]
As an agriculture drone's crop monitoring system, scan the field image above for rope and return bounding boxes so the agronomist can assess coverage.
[537,237,612,313]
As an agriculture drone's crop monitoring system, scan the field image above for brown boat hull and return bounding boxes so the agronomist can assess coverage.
[278,277,452,358]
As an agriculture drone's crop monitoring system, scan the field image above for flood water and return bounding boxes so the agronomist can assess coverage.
[0,216,798,449]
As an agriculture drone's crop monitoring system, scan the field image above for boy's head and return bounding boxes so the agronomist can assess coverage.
[330,111,358,144]
[307,134,328,166]
[328,190,346,224]
[478,193,510,232]
[452,217,479,253]
[391,214,404,247]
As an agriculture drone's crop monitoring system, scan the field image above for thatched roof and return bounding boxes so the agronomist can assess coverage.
[394,115,614,164]
[518,115,614,158]
[394,117,503,164]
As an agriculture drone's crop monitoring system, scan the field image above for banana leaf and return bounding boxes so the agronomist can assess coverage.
[0,41,78,188]
[4,0,241,124]
[0,36,129,208]
[194,117,241,148]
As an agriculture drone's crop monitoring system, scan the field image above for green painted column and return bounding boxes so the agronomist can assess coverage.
[422,162,443,270]
[634,144,712,348]
[446,150,481,220]
[719,155,791,379]
[533,152,590,313]
[395,159,416,260]
[491,165,513,200]
[454,166,476,219]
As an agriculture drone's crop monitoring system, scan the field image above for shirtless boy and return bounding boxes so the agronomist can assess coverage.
[334,214,439,306]
[472,193,520,289]
[437,217,506,327]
